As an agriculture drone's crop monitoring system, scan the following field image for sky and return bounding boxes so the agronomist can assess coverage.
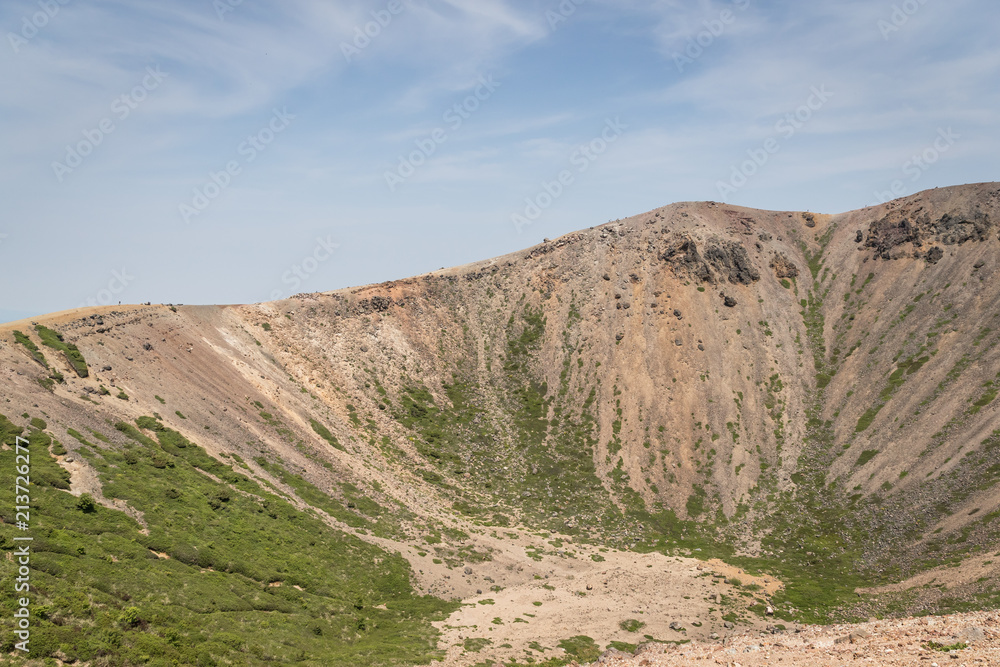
[1,0,998,322]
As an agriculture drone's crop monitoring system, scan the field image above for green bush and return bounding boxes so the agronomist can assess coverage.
[118,606,141,627]
[77,494,97,513]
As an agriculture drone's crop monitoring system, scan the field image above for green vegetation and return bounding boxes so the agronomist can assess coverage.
[253,454,402,539]
[463,637,492,652]
[618,619,646,632]
[685,485,706,517]
[924,641,967,652]
[855,449,879,467]
[969,383,998,414]
[855,406,882,432]
[0,412,454,665]
[12,330,48,367]
[386,302,623,536]
[607,640,638,653]
[310,418,346,451]
[35,324,89,377]
[557,636,601,662]
[77,493,97,513]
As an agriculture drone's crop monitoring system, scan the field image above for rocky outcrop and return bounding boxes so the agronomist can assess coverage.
[770,252,800,279]
[864,205,992,260]
[928,211,992,245]
[661,236,713,282]
[661,235,759,285]
[356,295,394,313]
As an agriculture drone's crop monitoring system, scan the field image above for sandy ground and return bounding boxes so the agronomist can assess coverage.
[418,527,780,666]
[571,611,999,666]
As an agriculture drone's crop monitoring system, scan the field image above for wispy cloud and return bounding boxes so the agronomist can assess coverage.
[1,0,997,317]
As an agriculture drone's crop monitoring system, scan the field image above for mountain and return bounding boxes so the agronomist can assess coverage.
[2,182,999,666]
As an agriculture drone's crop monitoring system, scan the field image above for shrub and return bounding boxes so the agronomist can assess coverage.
[136,416,164,431]
[77,494,97,513]
[118,606,141,627]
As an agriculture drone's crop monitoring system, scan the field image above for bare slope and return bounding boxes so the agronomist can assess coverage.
[2,183,1000,664]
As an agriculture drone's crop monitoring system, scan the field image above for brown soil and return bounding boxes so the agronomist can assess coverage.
[574,611,999,666]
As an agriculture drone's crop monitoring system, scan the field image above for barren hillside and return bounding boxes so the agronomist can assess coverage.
[2,183,999,665]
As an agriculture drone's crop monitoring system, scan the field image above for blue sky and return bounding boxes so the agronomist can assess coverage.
[1,0,997,322]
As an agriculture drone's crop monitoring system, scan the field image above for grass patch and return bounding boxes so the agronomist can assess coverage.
[12,330,48,368]
[557,636,601,662]
[0,411,455,665]
[855,450,879,467]
[310,418,345,452]
[619,619,646,632]
[924,641,968,652]
[855,406,883,432]
[463,637,492,653]
[35,324,89,377]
